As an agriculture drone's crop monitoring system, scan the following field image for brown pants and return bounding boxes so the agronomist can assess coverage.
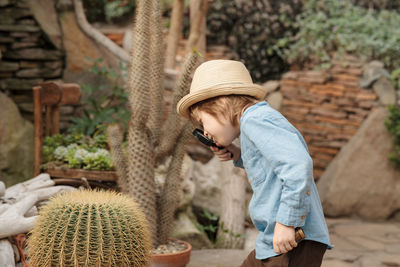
[240,240,327,267]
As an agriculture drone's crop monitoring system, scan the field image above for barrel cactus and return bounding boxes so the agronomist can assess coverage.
[27,190,152,267]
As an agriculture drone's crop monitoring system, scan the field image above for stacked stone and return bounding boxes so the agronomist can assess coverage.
[280,56,379,180]
[0,0,69,127]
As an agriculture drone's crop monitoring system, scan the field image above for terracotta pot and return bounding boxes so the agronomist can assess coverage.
[150,239,192,267]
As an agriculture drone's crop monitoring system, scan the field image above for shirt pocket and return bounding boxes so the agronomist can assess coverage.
[243,150,267,188]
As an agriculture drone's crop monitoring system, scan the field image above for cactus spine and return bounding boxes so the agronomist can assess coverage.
[107,0,199,246]
[28,190,152,267]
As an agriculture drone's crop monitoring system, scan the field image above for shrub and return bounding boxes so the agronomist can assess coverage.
[277,0,400,71]
[385,105,400,166]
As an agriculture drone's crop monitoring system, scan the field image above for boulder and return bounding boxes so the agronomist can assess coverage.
[0,92,34,187]
[317,107,400,219]
[191,156,222,215]
[26,0,63,50]
[171,211,213,249]
[359,61,390,88]
[266,91,283,111]
[373,77,396,106]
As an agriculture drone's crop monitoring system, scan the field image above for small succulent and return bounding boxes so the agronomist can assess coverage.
[54,146,68,161]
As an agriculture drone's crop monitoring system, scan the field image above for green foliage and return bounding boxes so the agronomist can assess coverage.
[83,0,136,23]
[105,0,136,22]
[42,133,117,171]
[195,208,219,243]
[385,105,400,166]
[68,58,130,137]
[277,0,400,71]
[391,68,400,90]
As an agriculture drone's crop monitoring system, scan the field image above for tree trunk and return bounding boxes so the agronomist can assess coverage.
[72,0,129,63]
[216,161,246,249]
[186,0,209,58]
[165,0,185,69]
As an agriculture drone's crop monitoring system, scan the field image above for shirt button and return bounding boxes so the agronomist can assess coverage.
[301,215,306,220]
[307,190,311,195]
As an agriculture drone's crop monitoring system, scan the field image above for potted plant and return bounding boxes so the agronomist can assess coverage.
[106,0,199,265]
[28,190,152,266]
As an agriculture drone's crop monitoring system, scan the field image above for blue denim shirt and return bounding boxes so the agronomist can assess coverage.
[234,101,331,260]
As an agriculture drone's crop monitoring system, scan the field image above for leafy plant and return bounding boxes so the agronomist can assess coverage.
[391,68,400,90]
[42,133,117,171]
[104,0,136,22]
[385,105,400,166]
[83,0,136,23]
[277,0,400,71]
[195,208,219,243]
[68,58,130,137]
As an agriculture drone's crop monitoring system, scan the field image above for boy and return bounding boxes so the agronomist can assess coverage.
[177,60,331,267]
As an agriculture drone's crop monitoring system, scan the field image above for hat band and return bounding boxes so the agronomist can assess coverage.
[194,81,248,92]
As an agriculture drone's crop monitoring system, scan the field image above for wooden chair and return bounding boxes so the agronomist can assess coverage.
[33,82,82,175]
[33,82,118,188]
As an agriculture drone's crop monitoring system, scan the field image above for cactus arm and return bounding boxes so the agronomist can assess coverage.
[148,0,165,147]
[106,124,128,192]
[156,52,199,160]
[128,0,152,123]
[158,122,192,244]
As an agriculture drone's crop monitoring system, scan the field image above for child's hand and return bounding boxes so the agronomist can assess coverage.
[210,144,240,162]
[273,222,297,254]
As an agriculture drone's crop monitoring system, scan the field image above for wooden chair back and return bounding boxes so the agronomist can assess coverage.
[33,82,81,175]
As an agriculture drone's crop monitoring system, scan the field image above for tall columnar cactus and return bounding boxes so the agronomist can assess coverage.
[27,190,152,267]
[107,0,199,246]
[126,0,158,243]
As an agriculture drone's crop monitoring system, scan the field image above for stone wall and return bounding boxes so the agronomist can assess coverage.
[0,0,82,129]
[279,56,381,180]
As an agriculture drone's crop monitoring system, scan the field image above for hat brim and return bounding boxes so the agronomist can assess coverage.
[176,83,267,118]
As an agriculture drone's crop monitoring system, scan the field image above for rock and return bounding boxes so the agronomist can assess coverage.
[0,24,40,32]
[0,61,19,72]
[171,211,213,249]
[262,80,280,94]
[0,7,32,24]
[317,107,400,219]
[0,239,15,267]
[243,227,258,253]
[188,249,249,267]
[0,78,43,90]
[191,156,222,215]
[26,0,63,49]
[359,61,390,88]
[3,48,63,60]
[59,11,119,76]
[0,92,34,187]
[266,91,283,111]
[0,181,5,197]
[16,67,62,78]
[372,77,396,106]
[0,0,11,7]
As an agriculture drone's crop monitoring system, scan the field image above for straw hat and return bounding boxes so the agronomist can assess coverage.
[177,60,267,118]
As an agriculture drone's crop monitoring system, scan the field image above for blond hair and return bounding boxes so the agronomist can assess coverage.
[189,95,260,127]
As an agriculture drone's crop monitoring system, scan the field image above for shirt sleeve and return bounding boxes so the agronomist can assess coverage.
[242,115,313,227]
[233,156,244,168]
